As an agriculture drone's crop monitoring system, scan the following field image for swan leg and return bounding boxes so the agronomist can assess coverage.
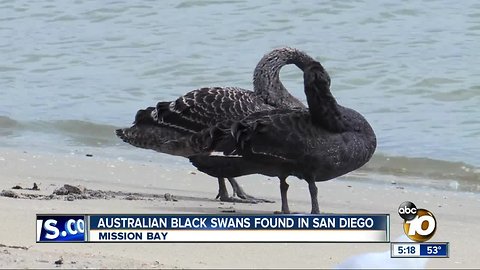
[215,178,263,204]
[274,177,290,214]
[227,177,274,203]
[216,178,229,201]
[308,181,320,214]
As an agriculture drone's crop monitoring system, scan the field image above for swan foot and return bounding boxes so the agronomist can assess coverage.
[216,192,272,204]
[227,177,274,203]
[215,179,261,203]
[236,193,274,203]
[217,195,260,204]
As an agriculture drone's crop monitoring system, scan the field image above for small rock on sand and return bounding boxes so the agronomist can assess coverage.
[32,182,39,190]
[164,193,178,202]
[54,257,63,265]
[1,190,19,198]
[53,186,69,195]
[53,184,86,195]
[64,184,85,194]
[10,183,39,191]
[125,195,137,200]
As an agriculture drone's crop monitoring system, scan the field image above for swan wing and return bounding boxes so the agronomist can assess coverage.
[154,87,271,133]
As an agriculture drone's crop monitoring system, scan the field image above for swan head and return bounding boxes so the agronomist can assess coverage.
[303,61,331,89]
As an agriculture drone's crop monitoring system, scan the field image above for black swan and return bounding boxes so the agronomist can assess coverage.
[188,60,377,213]
[116,47,315,203]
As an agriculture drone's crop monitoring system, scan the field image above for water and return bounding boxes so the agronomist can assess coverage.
[0,0,479,189]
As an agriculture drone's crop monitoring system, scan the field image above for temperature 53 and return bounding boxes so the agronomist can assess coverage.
[427,245,442,255]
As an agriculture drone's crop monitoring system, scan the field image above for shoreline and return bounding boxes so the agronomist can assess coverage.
[0,148,479,268]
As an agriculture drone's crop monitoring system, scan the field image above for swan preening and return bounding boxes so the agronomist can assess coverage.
[188,60,377,213]
[117,47,376,213]
[116,47,315,203]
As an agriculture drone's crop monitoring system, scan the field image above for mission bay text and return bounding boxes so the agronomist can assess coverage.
[98,231,168,241]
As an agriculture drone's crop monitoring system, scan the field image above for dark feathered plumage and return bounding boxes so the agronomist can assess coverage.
[116,47,316,202]
[188,61,377,213]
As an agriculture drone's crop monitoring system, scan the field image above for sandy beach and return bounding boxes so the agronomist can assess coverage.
[0,148,478,269]
[1,0,479,268]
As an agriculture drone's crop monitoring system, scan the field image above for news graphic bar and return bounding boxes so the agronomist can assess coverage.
[87,214,390,243]
[36,215,86,242]
[36,214,389,243]
[391,242,449,258]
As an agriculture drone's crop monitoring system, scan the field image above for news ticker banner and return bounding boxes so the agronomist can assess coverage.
[391,242,449,258]
[36,214,389,243]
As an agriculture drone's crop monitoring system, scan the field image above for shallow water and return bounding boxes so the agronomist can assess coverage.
[0,0,479,189]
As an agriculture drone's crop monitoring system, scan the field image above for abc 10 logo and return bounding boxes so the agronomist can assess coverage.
[398,201,436,242]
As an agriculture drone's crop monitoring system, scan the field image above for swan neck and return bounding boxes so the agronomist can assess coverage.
[253,48,314,108]
[306,86,342,130]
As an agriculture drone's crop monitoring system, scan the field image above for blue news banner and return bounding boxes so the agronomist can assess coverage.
[36,214,389,243]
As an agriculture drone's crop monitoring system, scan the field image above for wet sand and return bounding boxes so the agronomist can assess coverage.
[0,148,478,268]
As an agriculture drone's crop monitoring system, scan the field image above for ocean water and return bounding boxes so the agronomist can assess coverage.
[0,0,479,190]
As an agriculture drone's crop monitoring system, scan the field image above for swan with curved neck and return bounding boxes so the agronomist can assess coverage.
[116,47,316,203]
[189,60,377,213]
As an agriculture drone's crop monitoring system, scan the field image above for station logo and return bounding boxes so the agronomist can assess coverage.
[398,201,436,242]
[37,215,86,242]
